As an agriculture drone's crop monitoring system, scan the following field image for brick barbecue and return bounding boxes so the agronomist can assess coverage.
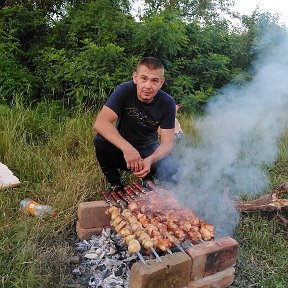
[76,195,238,288]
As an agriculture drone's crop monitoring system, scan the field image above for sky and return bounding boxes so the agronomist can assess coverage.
[132,0,288,26]
[232,0,288,26]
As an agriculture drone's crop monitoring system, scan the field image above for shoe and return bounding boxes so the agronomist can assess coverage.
[108,185,123,193]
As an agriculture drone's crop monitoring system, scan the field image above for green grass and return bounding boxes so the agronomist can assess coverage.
[0,101,104,287]
[0,102,288,287]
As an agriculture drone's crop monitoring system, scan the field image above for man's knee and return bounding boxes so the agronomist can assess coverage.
[94,134,106,149]
[154,155,179,183]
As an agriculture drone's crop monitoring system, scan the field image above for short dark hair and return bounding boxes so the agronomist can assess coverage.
[137,57,164,71]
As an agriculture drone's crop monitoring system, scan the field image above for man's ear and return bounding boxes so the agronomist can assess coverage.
[132,71,137,84]
[160,76,165,88]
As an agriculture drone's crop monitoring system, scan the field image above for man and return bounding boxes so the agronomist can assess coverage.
[93,57,178,192]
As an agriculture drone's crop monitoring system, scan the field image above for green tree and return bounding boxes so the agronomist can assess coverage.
[132,10,188,60]
[141,0,234,22]
[32,0,138,105]
[0,5,47,101]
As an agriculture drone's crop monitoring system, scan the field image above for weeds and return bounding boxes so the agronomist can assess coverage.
[0,101,288,287]
[0,101,101,287]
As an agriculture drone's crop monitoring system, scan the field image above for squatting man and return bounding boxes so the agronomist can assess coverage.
[93,57,179,192]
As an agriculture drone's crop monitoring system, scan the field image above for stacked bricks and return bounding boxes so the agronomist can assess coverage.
[76,200,111,240]
[77,200,239,288]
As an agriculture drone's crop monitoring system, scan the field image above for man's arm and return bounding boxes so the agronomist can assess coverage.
[133,128,175,178]
[93,106,144,172]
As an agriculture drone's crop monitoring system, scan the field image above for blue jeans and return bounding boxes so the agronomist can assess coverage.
[93,134,178,186]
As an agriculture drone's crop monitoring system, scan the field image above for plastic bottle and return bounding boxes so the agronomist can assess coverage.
[20,198,55,217]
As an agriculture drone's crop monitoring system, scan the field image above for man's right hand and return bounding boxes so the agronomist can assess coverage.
[123,146,144,173]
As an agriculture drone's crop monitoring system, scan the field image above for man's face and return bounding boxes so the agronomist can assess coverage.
[133,65,164,103]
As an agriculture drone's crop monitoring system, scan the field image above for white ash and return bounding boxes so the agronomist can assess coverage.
[70,228,153,288]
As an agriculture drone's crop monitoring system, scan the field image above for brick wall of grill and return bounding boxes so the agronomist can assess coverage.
[76,200,238,288]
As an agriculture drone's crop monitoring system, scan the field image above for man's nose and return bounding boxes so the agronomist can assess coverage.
[145,80,152,88]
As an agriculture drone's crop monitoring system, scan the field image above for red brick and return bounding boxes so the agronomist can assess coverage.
[77,200,111,229]
[76,221,104,240]
[204,237,238,277]
[129,252,191,288]
[186,244,207,280]
[185,267,235,288]
[186,237,238,280]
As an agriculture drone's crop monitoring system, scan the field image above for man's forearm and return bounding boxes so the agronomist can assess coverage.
[94,122,132,152]
[147,143,173,164]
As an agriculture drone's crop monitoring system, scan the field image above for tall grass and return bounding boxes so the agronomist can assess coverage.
[0,102,287,287]
[0,101,105,287]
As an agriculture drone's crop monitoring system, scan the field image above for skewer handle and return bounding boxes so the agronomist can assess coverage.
[128,185,140,196]
[124,187,136,200]
[118,191,130,203]
[133,182,147,193]
[102,191,112,206]
[111,191,124,207]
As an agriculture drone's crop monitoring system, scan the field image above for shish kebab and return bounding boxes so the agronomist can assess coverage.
[110,183,215,245]
[105,205,146,263]
[103,181,215,260]
[121,187,186,253]
[105,205,163,262]
[104,191,184,259]
[103,192,165,262]
[108,188,192,255]
[132,181,215,243]
[106,190,177,257]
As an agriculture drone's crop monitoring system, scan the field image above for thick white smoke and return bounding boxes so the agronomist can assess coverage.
[172,28,288,237]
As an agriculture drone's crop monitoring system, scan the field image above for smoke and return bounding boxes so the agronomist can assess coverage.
[172,28,288,237]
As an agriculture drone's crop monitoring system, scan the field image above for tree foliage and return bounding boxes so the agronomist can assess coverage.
[141,0,234,21]
[132,10,188,59]
[0,0,285,112]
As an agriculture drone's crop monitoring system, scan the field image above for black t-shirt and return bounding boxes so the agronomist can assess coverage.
[105,80,176,148]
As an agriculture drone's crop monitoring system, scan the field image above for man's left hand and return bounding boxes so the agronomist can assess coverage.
[133,157,152,178]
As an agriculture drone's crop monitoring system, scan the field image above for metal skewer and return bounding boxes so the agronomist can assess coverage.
[151,247,162,262]
[173,242,187,254]
[136,252,146,264]
[186,240,195,248]
[166,248,173,255]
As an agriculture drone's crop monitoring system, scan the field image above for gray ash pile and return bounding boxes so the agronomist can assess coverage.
[70,228,152,288]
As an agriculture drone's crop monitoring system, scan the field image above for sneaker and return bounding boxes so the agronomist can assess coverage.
[108,185,123,193]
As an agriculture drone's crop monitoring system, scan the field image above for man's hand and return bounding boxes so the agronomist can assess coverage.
[133,157,152,178]
[123,146,144,173]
